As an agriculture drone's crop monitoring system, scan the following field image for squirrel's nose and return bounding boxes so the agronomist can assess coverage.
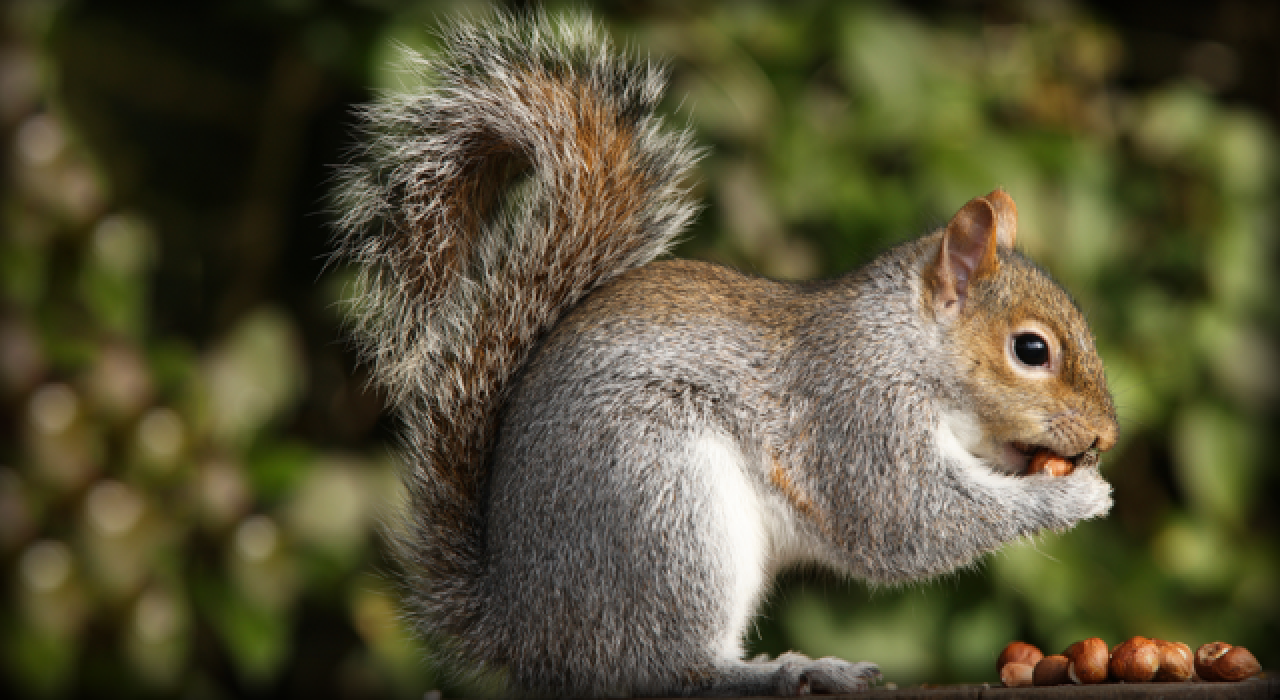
[1093,421,1118,452]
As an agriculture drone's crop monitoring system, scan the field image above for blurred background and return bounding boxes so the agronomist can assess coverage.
[1,0,1277,697]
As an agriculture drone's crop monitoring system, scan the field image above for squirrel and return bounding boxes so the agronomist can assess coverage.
[331,11,1119,698]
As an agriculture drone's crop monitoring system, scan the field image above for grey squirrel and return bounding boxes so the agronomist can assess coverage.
[331,12,1119,697]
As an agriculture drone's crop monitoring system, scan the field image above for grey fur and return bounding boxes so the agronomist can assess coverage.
[333,11,1116,698]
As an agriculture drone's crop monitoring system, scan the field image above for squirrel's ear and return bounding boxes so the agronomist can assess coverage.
[932,195,998,320]
[986,188,1017,249]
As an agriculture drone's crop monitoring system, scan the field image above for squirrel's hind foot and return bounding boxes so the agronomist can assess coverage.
[694,653,880,696]
[777,654,881,695]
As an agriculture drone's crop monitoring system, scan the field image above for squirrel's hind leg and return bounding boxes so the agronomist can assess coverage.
[489,363,880,696]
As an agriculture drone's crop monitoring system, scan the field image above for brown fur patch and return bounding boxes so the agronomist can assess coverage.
[769,456,832,537]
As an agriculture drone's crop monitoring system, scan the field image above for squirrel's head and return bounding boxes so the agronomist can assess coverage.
[926,190,1118,475]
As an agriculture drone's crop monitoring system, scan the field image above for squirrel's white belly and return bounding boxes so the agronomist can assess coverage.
[690,431,816,661]
[690,432,767,659]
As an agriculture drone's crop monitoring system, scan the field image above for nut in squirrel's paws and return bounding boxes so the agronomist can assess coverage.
[771,653,881,695]
[1027,449,1074,477]
[1011,442,1099,477]
[1003,445,1105,478]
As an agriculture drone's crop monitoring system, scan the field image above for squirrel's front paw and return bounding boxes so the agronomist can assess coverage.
[1057,466,1114,522]
[770,652,881,695]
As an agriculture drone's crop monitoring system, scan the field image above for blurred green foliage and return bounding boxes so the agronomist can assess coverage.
[1,0,1276,697]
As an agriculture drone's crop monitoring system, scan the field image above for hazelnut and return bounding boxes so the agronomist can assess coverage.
[1064,637,1109,684]
[1153,640,1193,682]
[1215,647,1263,682]
[1195,641,1231,681]
[1033,654,1071,686]
[1196,642,1262,682]
[997,641,1044,675]
[1028,450,1073,477]
[1000,662,1035,688]
[1110,636,1159,682]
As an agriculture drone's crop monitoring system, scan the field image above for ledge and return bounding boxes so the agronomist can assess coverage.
[854,676,1278,699]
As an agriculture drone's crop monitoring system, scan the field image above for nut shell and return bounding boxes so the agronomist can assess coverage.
[1196,643,1261,682]
[1028,450,1074,477]
[997,641,1044,675]
[1033,655,1071,686]
[1064,637,1109,684]
[1110,636,1159,682]
[1001,662,1035,688]
[1153,640,1193,682]
[1195,641,1231,681]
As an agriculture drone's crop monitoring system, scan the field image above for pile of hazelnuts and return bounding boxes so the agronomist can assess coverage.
[997,637,1262,687]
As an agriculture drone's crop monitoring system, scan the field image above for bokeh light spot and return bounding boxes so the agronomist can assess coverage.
[21,539,72,592]
[135,588,179,642]
[236,514,279,562]
[87,480,144,536]
[29,383,77,434]
[16,113,63,165]
[137,407,185,462]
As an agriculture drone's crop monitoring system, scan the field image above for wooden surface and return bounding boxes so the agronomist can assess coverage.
[629,677,1279,699]
[549,677,1280,699]
[854,677,1278,699]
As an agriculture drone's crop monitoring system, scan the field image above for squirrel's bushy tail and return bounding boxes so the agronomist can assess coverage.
[331,11,699,666]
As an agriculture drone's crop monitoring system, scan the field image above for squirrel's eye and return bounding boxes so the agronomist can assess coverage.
[1013,333,1050,367]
